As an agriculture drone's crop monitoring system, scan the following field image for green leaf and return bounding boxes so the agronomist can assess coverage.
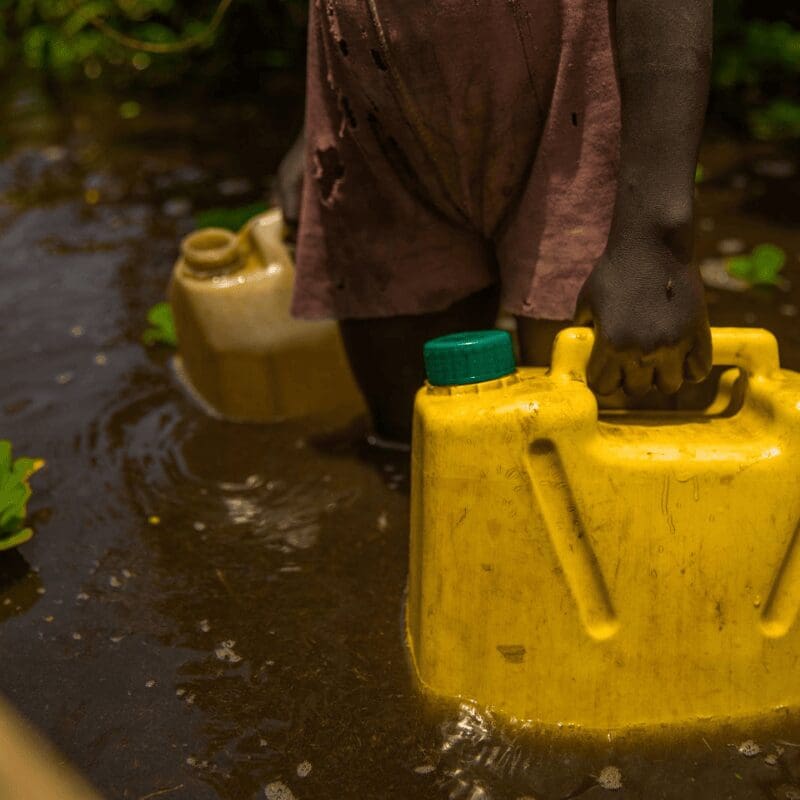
[751,243,786,284]
[63,1,113,37]
[694,164,705,184]
[0,528,34,552]
[749,100,800,142]
[195,202,268,232]
[142,301,178,347]
[0,440,11,474]
[0,440,43,548]
[727,255,753,281]
[726,244,786,285]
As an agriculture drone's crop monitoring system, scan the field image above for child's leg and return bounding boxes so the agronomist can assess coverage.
[516,318,568,367]
[340,285,500,444]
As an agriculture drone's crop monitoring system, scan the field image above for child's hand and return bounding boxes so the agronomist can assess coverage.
[575,248,712,396]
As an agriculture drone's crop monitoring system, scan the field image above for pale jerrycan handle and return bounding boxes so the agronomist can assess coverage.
[550,327,781,383]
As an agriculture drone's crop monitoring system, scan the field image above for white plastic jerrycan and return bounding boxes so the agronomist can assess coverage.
[169,209,364,423]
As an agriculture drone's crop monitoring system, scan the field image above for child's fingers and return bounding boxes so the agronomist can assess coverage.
[587,347,624,396]
[622,362,655,397]
[655,358,684,395]
[684,329,713,382]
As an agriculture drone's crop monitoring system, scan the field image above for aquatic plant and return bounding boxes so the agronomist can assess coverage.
[727,243,786,286]
[142,301,178,347]
[195,201,267,232]
[0,440,44,550]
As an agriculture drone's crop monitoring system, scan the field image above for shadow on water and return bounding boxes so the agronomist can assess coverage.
[3,76,800,799]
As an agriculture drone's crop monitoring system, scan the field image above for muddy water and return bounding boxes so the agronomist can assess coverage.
[2,77,800,800]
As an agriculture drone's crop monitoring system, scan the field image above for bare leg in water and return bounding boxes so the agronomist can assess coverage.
[339,285,500,444]
[340,286,571,444]
[516,318,569,368]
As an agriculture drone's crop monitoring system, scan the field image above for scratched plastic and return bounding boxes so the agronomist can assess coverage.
[407,327,800,731]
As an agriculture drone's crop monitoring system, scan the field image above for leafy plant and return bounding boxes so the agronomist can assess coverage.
[143,301,178,347]
[694,164,705,184]
[0,0,308,84]
[0,440,45,551]
[727,243,786,285]
[713,2,800,139]
[195,201,267,232]
[749,100,800,142]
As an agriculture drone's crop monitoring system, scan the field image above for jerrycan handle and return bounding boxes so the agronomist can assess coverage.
[550,327,781,384]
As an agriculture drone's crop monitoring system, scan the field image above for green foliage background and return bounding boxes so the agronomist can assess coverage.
[715,0,800,139]
[1,0,307,87]
[2,0,800,140]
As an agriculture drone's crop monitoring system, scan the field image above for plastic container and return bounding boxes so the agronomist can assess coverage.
[407,327,800,731]
[169,209,364,422]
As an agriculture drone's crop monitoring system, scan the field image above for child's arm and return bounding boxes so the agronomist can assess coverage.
[576,0,713,396]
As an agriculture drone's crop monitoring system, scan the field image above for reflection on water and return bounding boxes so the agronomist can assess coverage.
[3,81,800,799]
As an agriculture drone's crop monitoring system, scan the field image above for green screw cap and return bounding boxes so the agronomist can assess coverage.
[423,330,516,386]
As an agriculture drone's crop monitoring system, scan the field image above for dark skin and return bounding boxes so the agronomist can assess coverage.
[278,0,714,442]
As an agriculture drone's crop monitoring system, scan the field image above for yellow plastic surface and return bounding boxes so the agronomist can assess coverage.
[169,209,364,422]
[407,327,800,731]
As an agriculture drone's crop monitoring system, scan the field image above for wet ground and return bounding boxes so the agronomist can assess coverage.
[3,74,800,800]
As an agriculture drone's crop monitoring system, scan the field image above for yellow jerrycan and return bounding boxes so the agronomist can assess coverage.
[169,209,364,422]
[407,327,800,732]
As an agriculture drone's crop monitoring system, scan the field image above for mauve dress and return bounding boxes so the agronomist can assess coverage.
[292,0,621,321]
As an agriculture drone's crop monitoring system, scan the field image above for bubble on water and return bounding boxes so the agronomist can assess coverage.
[264,781,297,800]
[753,159,796,178]
[198,619,211,633]
[597,766,622,790]
[109,575,122,588]
[163,197,192,218]
[765,753,779,766]
[70,325,85,337]
[76,592,89,601]
[296,761,312,778]
[42,146,67,162]
[415,764,435,775]
[717,238,746,256]
[215,640,242,664]
[145,679,156,688]
[72,632,82,641]
[218,177,252,196]
[56,372,74,385]
[738,740,761,757]
[284,525,318,550]
[377,512,389,531]
[699,258,749,292]
[93,353,108,366]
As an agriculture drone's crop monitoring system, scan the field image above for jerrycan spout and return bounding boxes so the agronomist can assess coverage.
[180,227,243,277]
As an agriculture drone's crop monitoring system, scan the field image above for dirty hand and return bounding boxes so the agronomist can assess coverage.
[575,247,712,396]
[274,127,305,229]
